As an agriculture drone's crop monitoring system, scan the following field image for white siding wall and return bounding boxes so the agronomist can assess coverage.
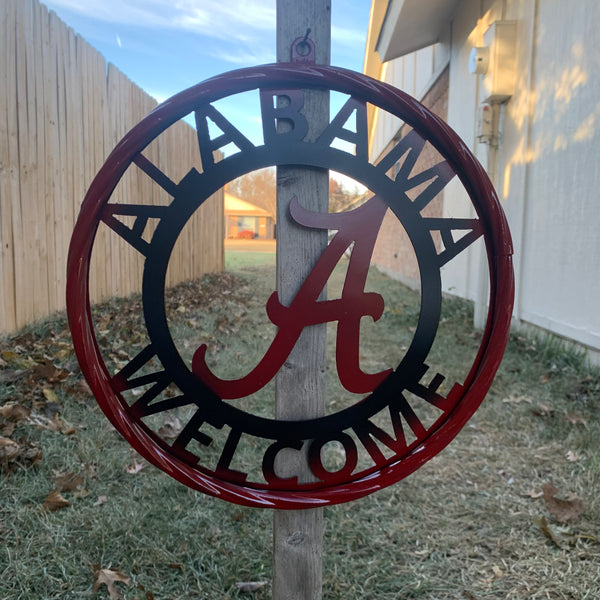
[443,0,486,304]
[371,0,600,354]
[370,37,450,161]
[507,0,600,351]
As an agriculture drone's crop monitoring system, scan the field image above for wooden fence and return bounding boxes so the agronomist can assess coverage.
[0,0,224,334]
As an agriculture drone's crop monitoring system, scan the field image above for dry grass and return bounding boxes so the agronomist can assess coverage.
[0,254,598,599]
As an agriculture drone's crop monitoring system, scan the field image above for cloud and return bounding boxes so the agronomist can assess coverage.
[173,1,275,37]
[208,47,275,66]
[45,0,169,27]
[45,0,276,67]
[46,1,364,48]
[331,24,368,48]
[46,0,275,40]
[44,0,368,71]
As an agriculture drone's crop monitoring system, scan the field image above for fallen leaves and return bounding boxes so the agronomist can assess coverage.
[531,403,554,418]
[42,387,59,404]
[478,562,506,586]
[491,564,503,579]
[502,394,532,405]
[526,488,544,499]
[0,334,83,475]
[43,489,71,512]
[567,375,599,406]
[0,403,30,436]
[32,358,69,383]
[27,411,76,435]
[0,402,30,422]
[157,415,182,440]
[541,482,586,523]
[92,567,131,600]
[529,482,593,548]
[236,581,268,593]
[76,378,93,397]
[125,459,146,474]
[0,271,598,598]
[0,436,20,460]
[40,470,91,511]
[1,349,36,369]
[0,435,42,469]
[532,515,575,548]
[54,471,85,492]
[563,413,587,426]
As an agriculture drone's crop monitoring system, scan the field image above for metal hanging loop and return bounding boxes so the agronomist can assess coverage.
[291,30,316,63]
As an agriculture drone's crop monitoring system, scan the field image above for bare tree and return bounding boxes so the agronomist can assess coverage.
[228,168,363,220]
[228,168,277,220]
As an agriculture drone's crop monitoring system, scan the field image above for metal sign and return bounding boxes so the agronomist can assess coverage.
[67,64,514,509]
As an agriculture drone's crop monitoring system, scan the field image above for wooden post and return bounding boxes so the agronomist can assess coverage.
[274,1,330,599]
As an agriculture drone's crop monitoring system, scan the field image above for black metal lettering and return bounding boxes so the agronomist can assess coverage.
[262,439,303,485]
[317,97,368,160]
[170,410,213,464]
[404,372,460,413]
[388,393,427,440]
[112,345,171,414]
[377,129,455,211]
[112,344,196,419]
[194,104,254,168]
[215,429,247,483]
[133,153,178,196]
[353,414,408,466]
[424,217,484,266]
[308,433,358,482]
[259,88,309,144]
[102,204,168,256]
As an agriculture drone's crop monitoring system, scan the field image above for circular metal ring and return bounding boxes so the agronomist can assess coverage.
[67,64,514,508]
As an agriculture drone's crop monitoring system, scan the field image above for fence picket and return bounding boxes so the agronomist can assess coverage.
[0,0,224,334]
[0,0,17,331]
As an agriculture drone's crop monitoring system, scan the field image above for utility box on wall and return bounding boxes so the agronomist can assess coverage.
[482,20,517,103]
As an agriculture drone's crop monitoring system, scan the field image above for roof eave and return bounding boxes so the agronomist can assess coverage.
[376,0,461,62]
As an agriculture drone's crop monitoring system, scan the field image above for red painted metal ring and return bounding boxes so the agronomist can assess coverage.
[67,64,514,508]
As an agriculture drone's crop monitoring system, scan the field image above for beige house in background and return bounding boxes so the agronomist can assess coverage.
[364,0,600,360]
[224,191,275,240]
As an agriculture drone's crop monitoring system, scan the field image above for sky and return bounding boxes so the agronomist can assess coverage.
[41,0,372,190]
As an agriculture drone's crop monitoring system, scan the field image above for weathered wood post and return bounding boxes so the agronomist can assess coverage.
[274,1,330,598]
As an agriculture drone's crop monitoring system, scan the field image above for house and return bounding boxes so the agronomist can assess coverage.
[224,191,275,239]
[364,0,600,359]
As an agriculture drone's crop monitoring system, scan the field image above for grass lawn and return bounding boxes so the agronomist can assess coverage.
[225,250,275,270]
[1,250,599,599]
